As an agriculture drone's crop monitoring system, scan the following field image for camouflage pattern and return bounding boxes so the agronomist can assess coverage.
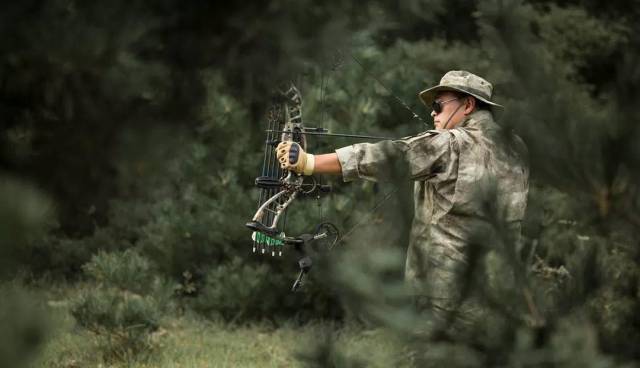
[335,110,529,311]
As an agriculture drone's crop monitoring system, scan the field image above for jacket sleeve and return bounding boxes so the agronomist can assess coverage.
[335,130,457,182]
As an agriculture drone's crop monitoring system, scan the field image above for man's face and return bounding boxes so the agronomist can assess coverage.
[431,91,467,130]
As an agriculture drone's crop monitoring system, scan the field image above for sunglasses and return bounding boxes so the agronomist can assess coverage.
[432,97,460,114]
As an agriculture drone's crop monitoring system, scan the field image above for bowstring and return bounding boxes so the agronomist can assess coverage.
[349,51,431,129]
[323,49,419,249]
[255,97,280,254]
[271,100,284,255]
[315,52,345,232]
[317,67,326,225]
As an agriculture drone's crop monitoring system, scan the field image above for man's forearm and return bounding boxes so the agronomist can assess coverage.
[313,153,342,175]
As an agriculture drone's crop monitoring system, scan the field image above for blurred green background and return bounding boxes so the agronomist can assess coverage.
[2,0,640,366]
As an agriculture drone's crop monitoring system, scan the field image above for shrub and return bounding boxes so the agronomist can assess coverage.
[71,287,161,362]
[190,257,277,321]
[71,250,170,362]
[83,249,157,294]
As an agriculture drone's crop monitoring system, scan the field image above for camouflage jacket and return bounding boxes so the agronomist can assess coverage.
[335,110,529,305]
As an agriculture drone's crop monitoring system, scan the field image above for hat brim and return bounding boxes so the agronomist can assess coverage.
[419,85,503,110]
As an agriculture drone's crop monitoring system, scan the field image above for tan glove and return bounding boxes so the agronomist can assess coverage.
[276,141,315,175]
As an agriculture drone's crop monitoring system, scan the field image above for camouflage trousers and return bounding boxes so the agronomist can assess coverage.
[406,242,488,336]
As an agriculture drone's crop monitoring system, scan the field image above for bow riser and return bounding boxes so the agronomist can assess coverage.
[247,85,308,256]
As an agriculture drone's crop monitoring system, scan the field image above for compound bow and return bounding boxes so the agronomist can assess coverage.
[245,84,339,291]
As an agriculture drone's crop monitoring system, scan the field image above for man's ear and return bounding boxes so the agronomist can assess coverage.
[463,96,476,115]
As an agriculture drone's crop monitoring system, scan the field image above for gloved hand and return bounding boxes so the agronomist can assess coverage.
[276,141,315,175]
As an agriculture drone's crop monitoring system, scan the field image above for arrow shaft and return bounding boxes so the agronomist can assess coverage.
[265,129,393,141]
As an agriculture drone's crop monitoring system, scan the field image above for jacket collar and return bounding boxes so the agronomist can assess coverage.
[459,110,495,129]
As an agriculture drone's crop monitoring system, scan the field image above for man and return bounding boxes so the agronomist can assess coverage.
[277,70,529,314]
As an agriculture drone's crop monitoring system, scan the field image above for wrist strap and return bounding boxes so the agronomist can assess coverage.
[303,154,315,175]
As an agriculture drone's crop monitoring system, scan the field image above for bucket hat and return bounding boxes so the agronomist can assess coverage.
[419,70,503,109]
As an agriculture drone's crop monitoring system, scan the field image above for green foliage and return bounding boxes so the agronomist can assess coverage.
[0,174,54,366]
[82,249,161,295]
[71,250,170,362]
[40,315,408,367]
[191,256,341,323]
[0,284,52,368]
[72,287,161,362]
[190,257,277,321]
[0,176,54,277]
[121,74,257,279]
[295,324,368,368]
[26,227,126,278]
[535,4,629,78]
